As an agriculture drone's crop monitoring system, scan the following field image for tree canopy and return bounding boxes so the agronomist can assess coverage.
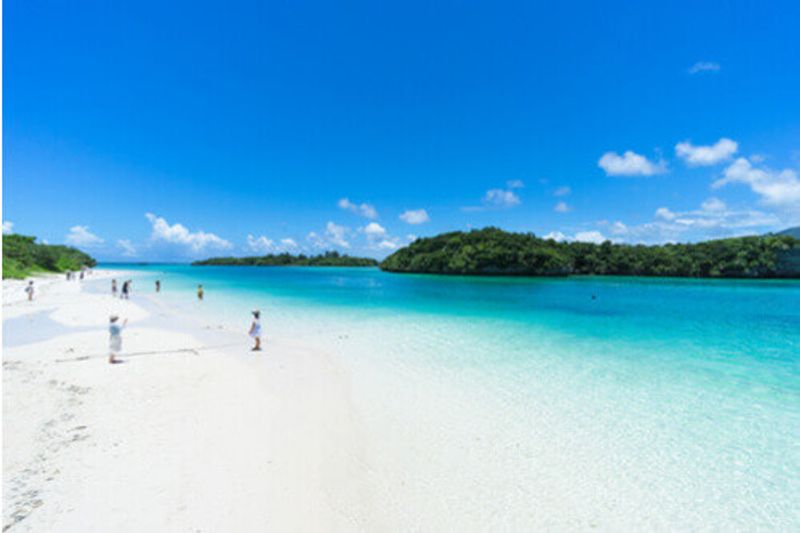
[192,250,378,267]
[3,234,97,279]
[379,227,800,278]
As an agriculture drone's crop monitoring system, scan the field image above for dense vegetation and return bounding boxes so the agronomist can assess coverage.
[192,251,378,267]
[380,227,800,278]
[3,234,97,279]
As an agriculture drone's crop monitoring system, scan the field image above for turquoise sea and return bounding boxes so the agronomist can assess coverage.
[103,264,800,529]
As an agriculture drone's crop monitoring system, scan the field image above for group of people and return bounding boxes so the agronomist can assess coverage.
[106,277,263,364]
[111,279,133,299]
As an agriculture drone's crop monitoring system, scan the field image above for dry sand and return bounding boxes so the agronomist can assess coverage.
[3,272,378,532]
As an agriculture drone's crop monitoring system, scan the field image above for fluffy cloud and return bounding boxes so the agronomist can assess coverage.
[399,209,430,225]
[363,222,387,237]
[506,179,525,189]
[65,225,104,246]
[338,198,378,219]
[145,213,231,252]
[611,199,782,244]
[553,186,571,197]
[483,188,521,208]
[598,151,666,176]
[246,234,274,253]
[676,138,737,166]
[574,231,608,244]
[280,238,298,249]
[701,197,726,212]
[116,239,137,257]
[543,231,567,241]
[2,220,13,234]
[655,207,677,220]
[688,61,720,74]
[325,221,350,248]
[554,201,571,213]
[713,158,800,209]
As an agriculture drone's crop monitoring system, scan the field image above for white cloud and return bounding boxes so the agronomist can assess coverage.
[574,231,608,244]
[610,221,628,235]
[325,221,350,248]
[543,231,567,241]
[377,240,399,250]
[598,150,666,176]
[655,207,677,220]
[280,238,298,249]
[338,198,378,219]
[506,179,525,189]
[116,239,137,257]
[2,221,13,234]
[553,186,571,197]
[676,138,737,166]
[688,61,720,74]
[65,225,104,246]
[145,213,231,252]
[484,188,521,208]
[554,201,571,213]
[713,158,800,208]
[246,234,275,254]
[363,222,387,238]
[701,197,726,212]
[406,234,418,242]
[399,209,430,225]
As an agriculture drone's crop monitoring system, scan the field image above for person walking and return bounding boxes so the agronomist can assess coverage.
[121,280,131,299]
[249,310,262,351]
[197,284,204,301]
[25,281,35,301]
[108,315,128,364]
[112,279,118,297]
[155,280,161,293]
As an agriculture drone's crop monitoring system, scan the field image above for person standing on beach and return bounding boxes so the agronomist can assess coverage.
[108,315,128,364]
[121,280,130,299]
[112,279,118,297]
[249,310,262,351]
[197,284,204,301]
[25,281,35,301]
[155,280,161,292]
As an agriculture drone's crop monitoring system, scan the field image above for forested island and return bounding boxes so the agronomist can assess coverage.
[3,234,97,279]
[380,228,800,278]
[192,251,378,267]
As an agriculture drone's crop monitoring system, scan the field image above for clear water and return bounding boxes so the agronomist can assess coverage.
[102,264,800,529]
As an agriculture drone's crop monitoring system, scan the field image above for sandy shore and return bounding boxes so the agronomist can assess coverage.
[3,272,376,532]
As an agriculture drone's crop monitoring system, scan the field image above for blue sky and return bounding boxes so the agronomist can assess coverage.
[4,0,799,260]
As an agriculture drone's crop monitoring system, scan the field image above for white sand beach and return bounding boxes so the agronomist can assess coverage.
[3,272,376,532]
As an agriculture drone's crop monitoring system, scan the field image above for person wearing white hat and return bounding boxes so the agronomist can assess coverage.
[109,315,128,364]
[248,310,262,352]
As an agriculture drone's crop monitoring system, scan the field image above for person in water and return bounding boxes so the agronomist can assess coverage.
[25,281,35,301]
[197,285,204,301]
[155,280,161,293]
[249,310,262,351]
[108,315,128,364]
[111,279,118,297]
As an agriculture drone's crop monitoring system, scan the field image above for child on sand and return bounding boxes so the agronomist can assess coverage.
[109,315,128,364]
[25,281,34,301]
[249,310,262,351]
[197,285,204,301]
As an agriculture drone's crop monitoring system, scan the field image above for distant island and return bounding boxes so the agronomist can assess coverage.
[380,227,800,278]
[192,251,378,267]
[3,234,97,279]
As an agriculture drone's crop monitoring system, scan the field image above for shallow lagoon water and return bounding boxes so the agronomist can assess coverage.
[102,264,800,529]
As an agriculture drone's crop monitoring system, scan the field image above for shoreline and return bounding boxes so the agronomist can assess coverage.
[3,271,377,531]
